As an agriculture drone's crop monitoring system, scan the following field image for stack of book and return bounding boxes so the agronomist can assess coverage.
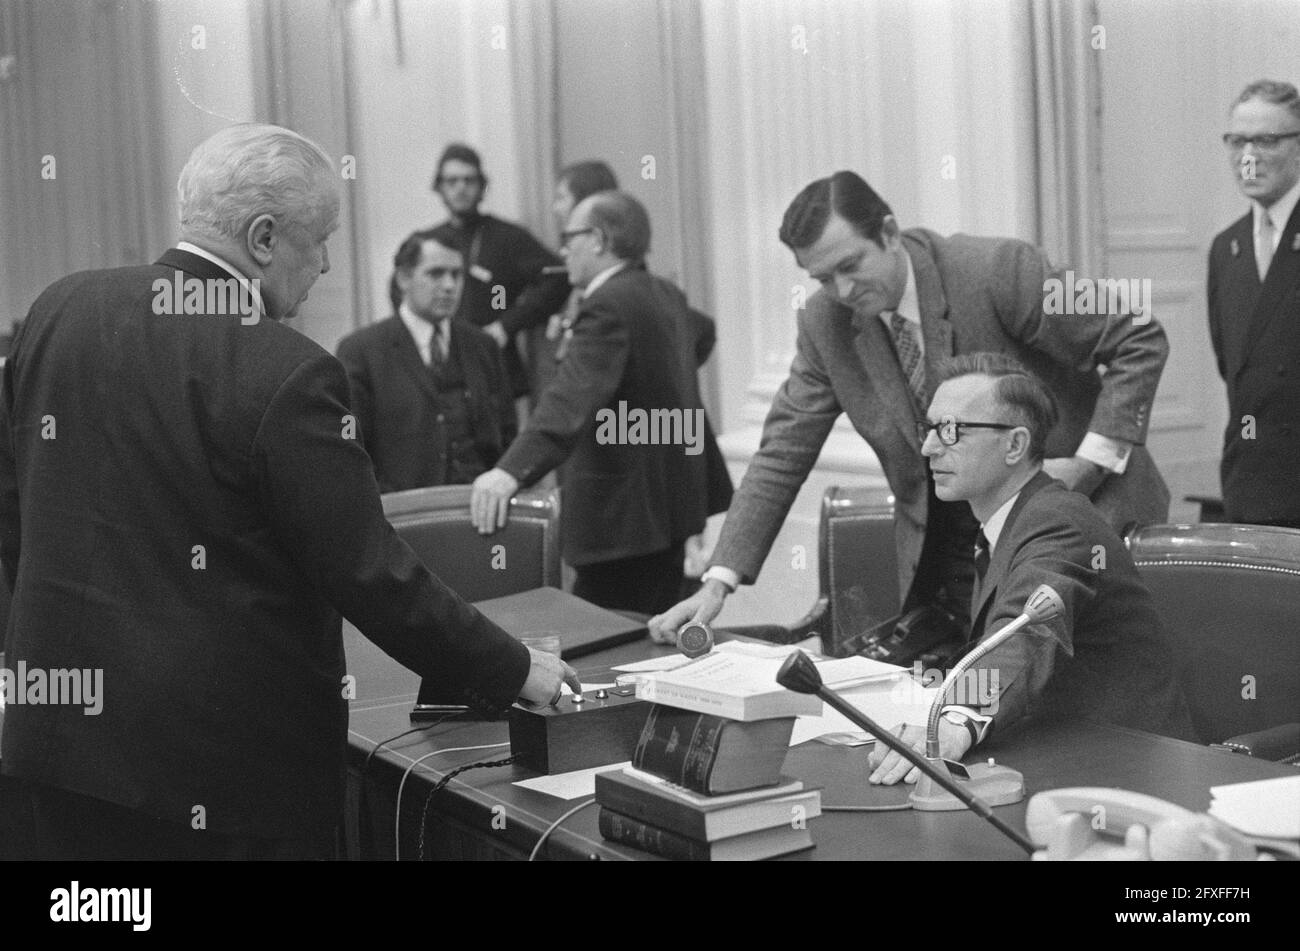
[595,702,820,860]
[598,647,899,859]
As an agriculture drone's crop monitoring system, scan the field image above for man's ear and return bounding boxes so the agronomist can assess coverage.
[245,214,277,268]
[878,215,902,249]
[394,267,411,296]
[1004,427,1032,466]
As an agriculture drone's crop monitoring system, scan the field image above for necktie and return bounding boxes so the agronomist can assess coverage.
[973,531,991,600]
[431,321,449,368]
[1257,211,1275,281]
[889,311,927,417]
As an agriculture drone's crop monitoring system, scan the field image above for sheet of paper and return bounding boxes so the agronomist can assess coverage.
[513,762,632,800]
[611,654,694,673]
[714,640,808,659]
[790,679,940,746]
[1209,775,1300,838]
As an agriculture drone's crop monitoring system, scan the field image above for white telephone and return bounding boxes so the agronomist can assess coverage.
[1026,787,1258,860]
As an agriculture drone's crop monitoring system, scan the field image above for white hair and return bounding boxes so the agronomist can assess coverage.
[177,124,336,243]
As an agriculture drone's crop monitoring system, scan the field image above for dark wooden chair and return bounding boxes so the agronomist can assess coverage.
[381,484,561,602]
[1127,522,1300,762]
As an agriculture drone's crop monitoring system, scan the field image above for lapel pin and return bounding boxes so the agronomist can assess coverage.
[1292,233,1300,252]
[1230,239,1240,257]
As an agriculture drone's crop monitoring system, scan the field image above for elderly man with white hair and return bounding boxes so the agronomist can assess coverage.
[0,124,577,860]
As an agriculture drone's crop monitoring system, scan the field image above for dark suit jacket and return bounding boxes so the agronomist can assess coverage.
[335,315,516,492]
[497,267,711,566]
[965,471,1192,740]
[1207,200,1300,523]
[711,229,1171,607]
[0,249,530,840]
[441,213,571,395]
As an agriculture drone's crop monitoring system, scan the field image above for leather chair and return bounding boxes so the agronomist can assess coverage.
[382,484,561,603]
[724,485,899,654]
[1127,523,1300,761]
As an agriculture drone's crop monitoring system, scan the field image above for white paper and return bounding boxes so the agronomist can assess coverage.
[1208,775,1300,839]
[790,679,940,746]
[611,654,694,673]
[513,762,632,800]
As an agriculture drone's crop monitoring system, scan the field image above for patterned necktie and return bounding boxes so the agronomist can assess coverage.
[1257,211,1275,281]
[888,311,927,416]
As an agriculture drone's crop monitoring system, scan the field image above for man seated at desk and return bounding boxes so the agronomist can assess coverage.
[868,353,1193,785]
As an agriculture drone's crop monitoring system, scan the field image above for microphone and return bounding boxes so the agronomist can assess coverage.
[922,584,1065,759]
[675,620,714,658]
[776,650,1036,855]
[906,584,1063,812]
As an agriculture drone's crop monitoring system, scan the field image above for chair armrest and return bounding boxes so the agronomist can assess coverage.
[717,596,829,646]
[1210,723,1300,764]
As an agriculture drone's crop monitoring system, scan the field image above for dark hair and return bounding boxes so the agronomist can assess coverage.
[1233,79,1300,122]
[559,160,619,204]
[779,171,894,251]
[389,227,465,312]
[583,191,651,262]
[433,143,487,188]
[931,353,1058,463]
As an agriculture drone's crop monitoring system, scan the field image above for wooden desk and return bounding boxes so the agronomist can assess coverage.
[343,626,1293,861]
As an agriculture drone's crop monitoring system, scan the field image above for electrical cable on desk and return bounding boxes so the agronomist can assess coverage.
[363,716,456,775]
[528,798,600,862]
[393,743,513,861]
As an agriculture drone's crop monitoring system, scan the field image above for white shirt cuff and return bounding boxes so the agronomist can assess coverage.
[941,705,994,744]
[701,566,741,592]
[1075,432,1132,474]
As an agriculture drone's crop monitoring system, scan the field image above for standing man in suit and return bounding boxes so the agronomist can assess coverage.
[432,143,570,399]
[336,227,516,493]
[0,124,576,860]
[650,171,1170,642]
[469,192,711,615]
[1208,79,1300,527]
[866,354,1192,785]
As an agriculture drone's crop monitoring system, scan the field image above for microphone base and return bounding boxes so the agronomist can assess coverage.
[910,757,1026,812]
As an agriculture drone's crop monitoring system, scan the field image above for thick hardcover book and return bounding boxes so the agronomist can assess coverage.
[595,768,820,841]
[632,704,795,794]
[635,650,897,720]
[598,808,814,861]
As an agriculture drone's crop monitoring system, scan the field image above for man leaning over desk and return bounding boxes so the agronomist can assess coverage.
[866,354,1193,785]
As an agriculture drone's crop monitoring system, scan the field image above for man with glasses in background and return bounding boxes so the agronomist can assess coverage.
[1208,80,1300,528]
[430,144,570,402]
[651,171,1170,645]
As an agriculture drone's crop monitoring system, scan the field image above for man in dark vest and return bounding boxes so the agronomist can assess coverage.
[337,227,516,492]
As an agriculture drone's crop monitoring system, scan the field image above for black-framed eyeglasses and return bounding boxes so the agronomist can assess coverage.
[560,227,597,247]
[1222,131,1300,152]
[917,416,1020,447]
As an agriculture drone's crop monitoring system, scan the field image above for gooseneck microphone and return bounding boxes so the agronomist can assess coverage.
[776,646,1036,855]
[922,584,1065,759]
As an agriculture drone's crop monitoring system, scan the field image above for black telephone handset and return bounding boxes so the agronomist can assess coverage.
[837,604,965,667]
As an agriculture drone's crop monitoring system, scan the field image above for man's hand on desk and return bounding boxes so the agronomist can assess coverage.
[470,468,519,534]
[647,579,729,645]
[866,720,973,786]
[518,647,583,706]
